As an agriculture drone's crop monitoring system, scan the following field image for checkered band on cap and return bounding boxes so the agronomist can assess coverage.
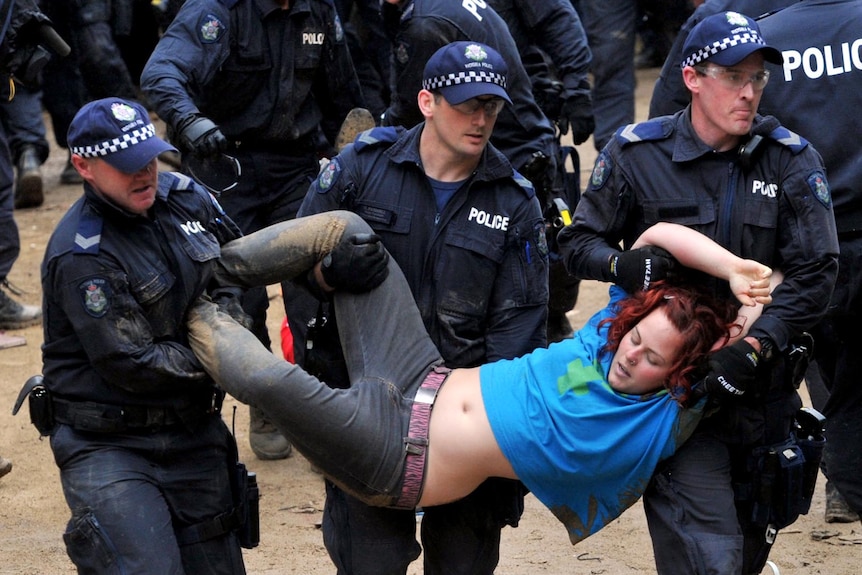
[681,30,767,68]
[422,69,508,93]
[70,123,159,159]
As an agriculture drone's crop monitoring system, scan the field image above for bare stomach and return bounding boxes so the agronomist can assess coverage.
[418,367,517,507]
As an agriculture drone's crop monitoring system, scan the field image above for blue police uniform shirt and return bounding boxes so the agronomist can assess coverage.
[480,285,704,544]
[41,172,242,406]
[299,124,550,367]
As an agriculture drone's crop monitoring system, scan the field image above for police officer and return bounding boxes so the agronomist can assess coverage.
[39,98,247,574]
[486,0,594,146]
[485,0,593,342]
[757,0,862,526]
[558,12,839,574]
[298,41,549,575]
[572,0,638,151]
[647,0,795,119]
[141,0,366,461]
[379,0,576,342]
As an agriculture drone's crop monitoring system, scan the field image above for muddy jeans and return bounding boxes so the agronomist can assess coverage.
[195,211,444,506]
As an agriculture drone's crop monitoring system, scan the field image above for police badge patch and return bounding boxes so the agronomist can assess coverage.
[590,151,613,190]
[534,221,549,258]
[316,158,341,192]
[79,278,111,318]
[808,171,831,207]
[199,14,224,43]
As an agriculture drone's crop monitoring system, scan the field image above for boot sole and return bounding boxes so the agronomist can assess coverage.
[334,108,376,153]
[0,315,43,330]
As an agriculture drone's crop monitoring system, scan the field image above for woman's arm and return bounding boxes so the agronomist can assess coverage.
[632,222,772,307]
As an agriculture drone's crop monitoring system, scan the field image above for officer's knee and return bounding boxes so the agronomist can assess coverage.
[63,508,124,574]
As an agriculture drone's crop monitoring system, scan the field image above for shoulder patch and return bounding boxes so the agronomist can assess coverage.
[808,171,831,208]
[316,157,342,192]
[198,14,225,43]
[590,150,613,190]
[614,118,673,146]
[353,126,400,153]
[533,221,549,258]
[73,210,104,254]
[78,278,111,318]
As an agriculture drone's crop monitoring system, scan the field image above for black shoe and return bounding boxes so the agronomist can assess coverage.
[0,284,41,330]
[60,153,83,185]
[14,145,43,209]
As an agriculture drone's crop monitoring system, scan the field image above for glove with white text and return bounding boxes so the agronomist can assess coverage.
[609,246,678,293]
[693,340,762,404]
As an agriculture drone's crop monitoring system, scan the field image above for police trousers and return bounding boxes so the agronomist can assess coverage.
[810,234,862,514]
[50,414,245,574]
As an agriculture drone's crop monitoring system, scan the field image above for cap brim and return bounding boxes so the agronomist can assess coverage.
[709,44,784,67]
[102,137,178,174]
[439,83,512,105]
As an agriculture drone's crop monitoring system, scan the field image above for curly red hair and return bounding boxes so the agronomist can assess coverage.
[599,283,740,405]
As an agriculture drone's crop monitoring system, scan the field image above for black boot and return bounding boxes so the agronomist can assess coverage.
[14,145,43,209]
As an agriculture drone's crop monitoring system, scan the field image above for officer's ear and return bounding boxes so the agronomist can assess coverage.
[682,65,703,94]
[417,89,436,119]
[69,154,92,181]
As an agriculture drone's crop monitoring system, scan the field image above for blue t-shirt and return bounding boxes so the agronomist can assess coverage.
[480,286,704,544]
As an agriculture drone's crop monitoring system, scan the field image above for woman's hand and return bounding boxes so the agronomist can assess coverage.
[728,260,772,307]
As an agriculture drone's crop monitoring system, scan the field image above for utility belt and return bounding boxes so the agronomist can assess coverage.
[13,375,260,549]
[734,407,826,543]
[13,375,224,435]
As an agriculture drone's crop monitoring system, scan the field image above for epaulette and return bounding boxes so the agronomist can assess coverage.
[353,126,401,153]
[614,117,674,146]
[512,171,536,198]
[164,171,198,191]
[73,209,104,255]
[762,125,809,155]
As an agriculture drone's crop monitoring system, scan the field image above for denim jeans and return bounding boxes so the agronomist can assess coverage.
[209,211,443,505]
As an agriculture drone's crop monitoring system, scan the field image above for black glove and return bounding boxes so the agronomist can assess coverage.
[609,246,677,293]
[210,288,252,330]
[700,340,761,399]
[320,233,389,293]
[558,93,595,145]
[177,116,228,157]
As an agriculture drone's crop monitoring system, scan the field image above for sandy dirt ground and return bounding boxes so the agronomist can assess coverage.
[1,68,860,574]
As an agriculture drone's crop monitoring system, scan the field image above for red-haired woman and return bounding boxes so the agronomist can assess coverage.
[189,212,773,546]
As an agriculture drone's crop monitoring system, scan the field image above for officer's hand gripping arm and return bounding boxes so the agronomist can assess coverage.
[608,246,678,292]
[316,233,389,294]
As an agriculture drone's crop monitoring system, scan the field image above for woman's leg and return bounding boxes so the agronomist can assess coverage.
[190,212,441,505]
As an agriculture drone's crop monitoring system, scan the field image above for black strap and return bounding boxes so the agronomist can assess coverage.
[175,509,241,546]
